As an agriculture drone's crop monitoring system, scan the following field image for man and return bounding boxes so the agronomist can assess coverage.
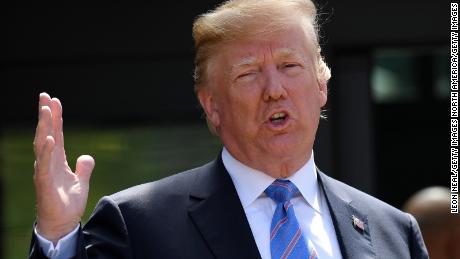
[29,0,428,258]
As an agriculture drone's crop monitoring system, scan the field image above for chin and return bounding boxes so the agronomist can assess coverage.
[263,133,311,157]
[264,141,302,157]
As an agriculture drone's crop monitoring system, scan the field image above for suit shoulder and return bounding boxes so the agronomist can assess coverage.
[108,160,214,207]
[318,171,427,257]
[320,171,411,223]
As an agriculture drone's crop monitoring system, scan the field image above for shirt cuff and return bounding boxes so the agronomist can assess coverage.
[34,224,80,259]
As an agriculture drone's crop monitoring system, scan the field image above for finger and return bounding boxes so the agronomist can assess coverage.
[50,98,65,148]
[35,136,55,178]
[34,106,53,158]
[38,92,52,119]
[34,93,52,151]
[75,155,95,184]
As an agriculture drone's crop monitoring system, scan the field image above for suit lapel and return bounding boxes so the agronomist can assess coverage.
[188,156,261,259]
[317,170,376,259]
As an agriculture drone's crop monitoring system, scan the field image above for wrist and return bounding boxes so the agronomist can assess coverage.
[36,219,79,245]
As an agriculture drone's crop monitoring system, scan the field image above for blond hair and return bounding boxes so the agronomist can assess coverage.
[192,0,331,93]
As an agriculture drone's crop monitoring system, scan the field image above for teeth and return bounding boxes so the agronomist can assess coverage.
[271,112,286,119]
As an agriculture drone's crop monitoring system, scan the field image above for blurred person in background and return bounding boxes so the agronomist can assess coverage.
[404,186,460,259]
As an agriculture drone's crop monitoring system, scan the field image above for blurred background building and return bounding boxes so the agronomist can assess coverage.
[2,0,450,258]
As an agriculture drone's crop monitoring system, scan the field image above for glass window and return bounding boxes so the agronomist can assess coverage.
[371,47,449,103]
[371,49,420,103]
[433,48,450,99]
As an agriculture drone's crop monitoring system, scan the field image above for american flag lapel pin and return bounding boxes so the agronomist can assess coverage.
[352,215,365,231]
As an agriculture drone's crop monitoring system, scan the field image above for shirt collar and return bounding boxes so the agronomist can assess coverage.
[222,148,322,214]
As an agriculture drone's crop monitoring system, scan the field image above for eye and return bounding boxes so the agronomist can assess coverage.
[280,62,304,76]
[238,72,254,78]
[235,70,258,82]
[283,63,301,69]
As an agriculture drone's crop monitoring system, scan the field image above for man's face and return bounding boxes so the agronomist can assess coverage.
[198,24,327,174]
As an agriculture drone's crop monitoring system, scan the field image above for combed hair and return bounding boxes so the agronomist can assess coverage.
[192,0,331,93]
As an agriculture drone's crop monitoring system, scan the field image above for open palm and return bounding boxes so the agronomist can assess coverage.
[33,93,95,244]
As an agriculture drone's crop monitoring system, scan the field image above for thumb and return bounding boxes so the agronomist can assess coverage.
[75,155,95,184]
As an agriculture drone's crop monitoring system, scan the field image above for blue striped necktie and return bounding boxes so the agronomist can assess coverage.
[265,179,318,259]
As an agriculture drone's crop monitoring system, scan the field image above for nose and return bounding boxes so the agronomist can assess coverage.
[263,66,287,102]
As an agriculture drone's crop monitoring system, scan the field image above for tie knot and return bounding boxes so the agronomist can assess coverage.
[265,179,300,203]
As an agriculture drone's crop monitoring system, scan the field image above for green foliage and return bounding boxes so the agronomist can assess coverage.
[1,124,221,259]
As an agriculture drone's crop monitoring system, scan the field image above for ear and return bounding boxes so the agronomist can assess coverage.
[197,87,221,128]
[318,81,328,107]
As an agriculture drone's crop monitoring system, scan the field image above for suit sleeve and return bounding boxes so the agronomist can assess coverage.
[29,196,133,259]
[80,196,133,259]
[407,213,429,259]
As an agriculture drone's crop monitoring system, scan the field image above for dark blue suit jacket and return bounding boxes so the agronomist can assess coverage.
[30,155,428,258]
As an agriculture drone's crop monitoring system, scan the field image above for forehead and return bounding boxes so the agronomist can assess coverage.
[216,25,315,67]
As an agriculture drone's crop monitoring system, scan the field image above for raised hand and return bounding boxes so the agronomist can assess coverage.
[33,92,95,244]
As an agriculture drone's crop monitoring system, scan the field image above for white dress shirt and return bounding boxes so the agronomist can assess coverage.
[222,148,342,259]
[35,223,79,259]
[37,148,342,259]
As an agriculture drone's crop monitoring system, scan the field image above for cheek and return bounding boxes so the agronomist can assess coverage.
[227,83,262,111]
[294,72,322,101]
[219,92,255,127]
[289,80,323,117]
[221,90,264,135]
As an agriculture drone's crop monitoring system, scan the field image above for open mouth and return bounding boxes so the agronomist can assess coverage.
[269,112,288,125]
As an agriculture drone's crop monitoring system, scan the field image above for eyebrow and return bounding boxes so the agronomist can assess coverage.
[230,48,307,71]
[231,56,260,70]
[275,48,306,61]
